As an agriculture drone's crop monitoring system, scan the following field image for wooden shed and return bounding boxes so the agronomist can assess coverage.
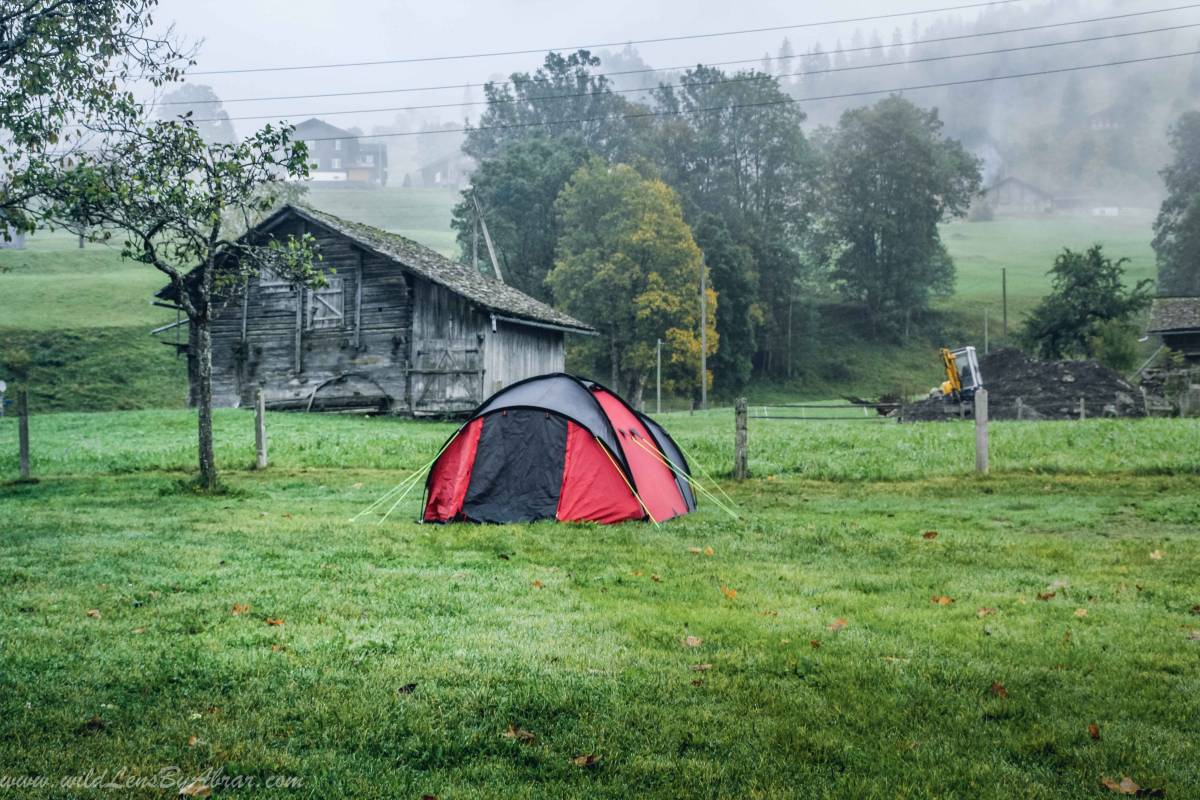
[1147,297,1200,364]
[155,204,594,415]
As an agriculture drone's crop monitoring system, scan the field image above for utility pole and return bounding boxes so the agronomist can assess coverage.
[699,253,707,411]
[656,338,662,415]
[1002,268,1008,340]
[984,308,989,355]
[472,213,479,273]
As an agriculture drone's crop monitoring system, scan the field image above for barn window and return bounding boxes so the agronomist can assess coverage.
[307,276,345,330]
[334,140,343,151]
[331,158,342,169]
[258,267,292,293]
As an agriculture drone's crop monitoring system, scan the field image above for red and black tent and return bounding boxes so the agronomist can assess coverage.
[422,374,696,524]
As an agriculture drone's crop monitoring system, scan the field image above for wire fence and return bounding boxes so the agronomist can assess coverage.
[747,402,902,422]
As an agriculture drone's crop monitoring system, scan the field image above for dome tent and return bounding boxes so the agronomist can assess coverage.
[422,374,696,524]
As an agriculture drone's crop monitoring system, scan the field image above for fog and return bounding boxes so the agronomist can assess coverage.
[153,0,1011,133]
[149,0,1195,206]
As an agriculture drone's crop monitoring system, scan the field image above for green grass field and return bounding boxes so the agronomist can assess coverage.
[1,410,1198,798]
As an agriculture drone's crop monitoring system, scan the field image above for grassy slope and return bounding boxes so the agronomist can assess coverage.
[1,412,1198,798]
[0,188,1159,411]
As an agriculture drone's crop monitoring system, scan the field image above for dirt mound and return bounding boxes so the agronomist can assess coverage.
[902,348,1145,421]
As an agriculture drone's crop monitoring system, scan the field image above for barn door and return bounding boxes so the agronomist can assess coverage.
[410,338,483,415]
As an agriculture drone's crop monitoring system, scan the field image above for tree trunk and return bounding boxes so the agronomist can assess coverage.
[194,318,218,489]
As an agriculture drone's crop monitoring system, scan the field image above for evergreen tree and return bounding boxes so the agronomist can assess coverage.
[1154,111,1200,295]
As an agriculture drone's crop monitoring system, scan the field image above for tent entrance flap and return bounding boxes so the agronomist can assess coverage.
[462,410,567,523]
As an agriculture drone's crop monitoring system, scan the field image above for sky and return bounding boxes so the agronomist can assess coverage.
[149,0,1030,137]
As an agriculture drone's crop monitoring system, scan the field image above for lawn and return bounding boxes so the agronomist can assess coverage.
[2,410,1198,798]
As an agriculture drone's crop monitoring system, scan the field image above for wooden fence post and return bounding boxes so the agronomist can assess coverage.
[17,389,30,480]
[734,397,748,481]
[1015,396,1024,421]
[1078,397,1086,421]
[254,388,268,470]
[974,389,989,475]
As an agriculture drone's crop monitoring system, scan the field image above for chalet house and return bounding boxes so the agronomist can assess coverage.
[986,176,1055,215]
[155,205,595,415]
[293,118,388,186]
[1147,297,1200,364]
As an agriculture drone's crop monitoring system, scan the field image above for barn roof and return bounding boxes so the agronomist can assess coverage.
[1147,296,1200,333]
[157,204,594,333]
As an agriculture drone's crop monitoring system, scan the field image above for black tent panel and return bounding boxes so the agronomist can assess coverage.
[462,409,568,523]
[639,413,697,512]
[469,374,624,471]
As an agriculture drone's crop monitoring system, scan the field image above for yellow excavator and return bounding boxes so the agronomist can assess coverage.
[936,346,984,403]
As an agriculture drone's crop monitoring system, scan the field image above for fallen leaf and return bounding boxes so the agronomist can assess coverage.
[989,681,1008,699]
[179,780,212,798]
[720,585,737,601]
[79,715,107,733]
[631,570,642,577]
[683,635,703,648]
[231,603,250,616]
[922,531,939,540]
[827,618,847,632]
[760,609,778,617]
[187,735,198,747]
[690,679,704,687]
[810,639,821,649]
[351,482,364,489]
[780,638,790,645]
[397,683,418,695]
[571,754,600,768]
[281,512,293,519]
[1100,776,1140,795]
[132,627,146,635]
[265,617,284,626]
[1088,723,1101,741]
[703,546,714,557]
[690,663,713,672]
[502,724,536,744]
[977,607,996,618]
[1037,592,1056,601]
[1187,630,1200,641]
[1149,550,1164,560]
[931,595,955,606]
[531,580,544,589]
[688,547,702,554]
[651,574,662,583]
[1074,608,1089,618]
[86,609,101,619]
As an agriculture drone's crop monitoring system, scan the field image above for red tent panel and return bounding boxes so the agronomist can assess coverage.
[556,421,644,524]
[589,389,688,522]
[423,417,483,522]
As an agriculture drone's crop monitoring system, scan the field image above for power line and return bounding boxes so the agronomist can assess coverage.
[287,49,1200,141]
[186,0,1030,75]
[184,22,1200,124]
[155,2,1200,107]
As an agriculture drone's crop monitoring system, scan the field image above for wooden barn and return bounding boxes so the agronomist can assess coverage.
[1147,297,1200,364]
[155,205,595,415]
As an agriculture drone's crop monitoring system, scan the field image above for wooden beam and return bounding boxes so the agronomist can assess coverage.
[354,249,363,349]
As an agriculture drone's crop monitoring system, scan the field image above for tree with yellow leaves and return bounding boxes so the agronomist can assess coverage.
[548,160,717,405]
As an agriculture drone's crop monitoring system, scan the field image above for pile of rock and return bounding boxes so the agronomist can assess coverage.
[901,348,1145,421]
